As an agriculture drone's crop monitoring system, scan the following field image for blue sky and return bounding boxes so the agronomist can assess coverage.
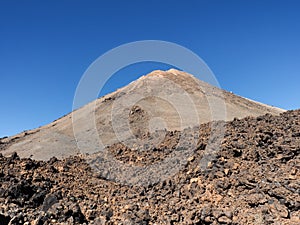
[0,0,300,137]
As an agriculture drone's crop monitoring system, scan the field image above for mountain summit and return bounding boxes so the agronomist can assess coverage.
[0,69,284,160]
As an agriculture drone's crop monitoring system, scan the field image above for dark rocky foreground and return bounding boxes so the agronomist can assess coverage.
[0,110,299,224]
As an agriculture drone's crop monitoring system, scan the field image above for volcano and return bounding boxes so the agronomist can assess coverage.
[0,69,284,160]
[1,69,299,225]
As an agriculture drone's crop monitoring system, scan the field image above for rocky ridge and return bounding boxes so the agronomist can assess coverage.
[0,110,299,224]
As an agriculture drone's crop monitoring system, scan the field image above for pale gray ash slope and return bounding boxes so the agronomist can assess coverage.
[0,69,284,160]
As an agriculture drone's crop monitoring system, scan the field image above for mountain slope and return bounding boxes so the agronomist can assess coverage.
[0,69,284,160]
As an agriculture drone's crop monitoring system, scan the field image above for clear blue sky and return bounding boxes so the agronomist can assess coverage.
[1,0,300,138]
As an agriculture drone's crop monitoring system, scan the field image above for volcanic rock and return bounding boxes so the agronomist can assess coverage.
[0,110,299,224]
